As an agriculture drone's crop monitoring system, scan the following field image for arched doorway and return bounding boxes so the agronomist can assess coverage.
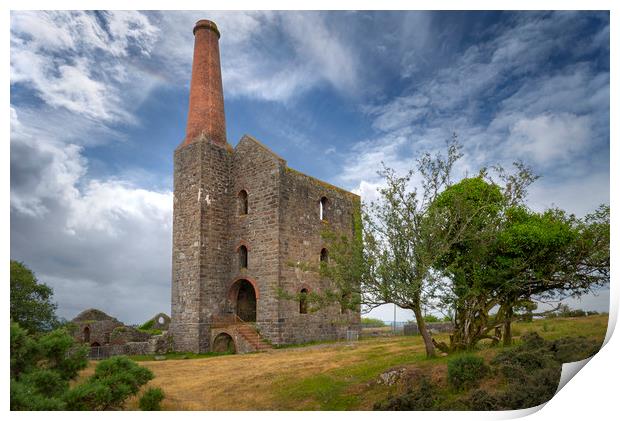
[229,279,257,322]
[212,333,236,354]
[83,326,90,343]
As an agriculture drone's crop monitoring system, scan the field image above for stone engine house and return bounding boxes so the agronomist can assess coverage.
[170,19,361,353]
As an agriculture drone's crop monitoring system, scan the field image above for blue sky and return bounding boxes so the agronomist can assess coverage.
[10,11,609,323]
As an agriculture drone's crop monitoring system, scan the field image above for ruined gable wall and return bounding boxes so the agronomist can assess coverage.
[229,138,282,343]
[277,167,361,344]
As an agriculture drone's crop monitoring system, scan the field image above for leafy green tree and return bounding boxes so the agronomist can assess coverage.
[10,322,157,411]
[433,174,609,349]
[298,137,503,357]
[430,176,506,349]
[353,137,471,357]
[10,260,59,333]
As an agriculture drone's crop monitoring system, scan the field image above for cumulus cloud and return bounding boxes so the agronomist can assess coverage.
[146,11,361,102]
[340,12,609,221]
[11,104,173,323]
[11,11,159,123]
[507,113,592,165]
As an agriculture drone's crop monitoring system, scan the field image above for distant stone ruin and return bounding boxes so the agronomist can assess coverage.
[70,309,172,358]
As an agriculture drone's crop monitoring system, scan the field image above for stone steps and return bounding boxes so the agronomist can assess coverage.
[237,324,272,351]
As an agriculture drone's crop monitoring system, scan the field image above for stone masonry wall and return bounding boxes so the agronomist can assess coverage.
[277,167,361,344]
[228,136,282,343]
[171,140,232,352]
[171,135,361,351]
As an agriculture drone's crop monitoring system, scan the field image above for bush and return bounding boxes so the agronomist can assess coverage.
[483,332,597,409]
[549,336,599,363]
[65,357,154,410]
[466,389,501,411]
[139,387,165,410]
[361,318,385,327]
[423,314,441,323]
[139,319,155,330]
[10,322,158,411]
[447,355,488,390]
[373,376,437,410]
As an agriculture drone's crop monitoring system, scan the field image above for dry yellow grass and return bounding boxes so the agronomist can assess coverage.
[126,337,427,410]
[81,315,608,410]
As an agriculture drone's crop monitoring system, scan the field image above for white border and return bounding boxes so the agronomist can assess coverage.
[3,2,616,419]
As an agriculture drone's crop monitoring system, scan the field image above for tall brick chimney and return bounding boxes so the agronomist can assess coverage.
[183,19,226,146]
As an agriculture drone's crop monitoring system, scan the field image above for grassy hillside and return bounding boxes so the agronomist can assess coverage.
[82,315,608,410]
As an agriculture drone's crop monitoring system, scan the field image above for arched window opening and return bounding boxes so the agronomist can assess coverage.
[299,288,308,314]
[239,245,248,269]
[320,248,329,263]
[340,292,350,314]
[238,190,248,215]
[319,197,328,221]
[83,326,90,343]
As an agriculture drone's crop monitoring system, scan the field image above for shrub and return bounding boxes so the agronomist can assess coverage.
[361,317,385,327]
[467,389,501,411]
[65,357,154,410]
[373,376,437,410]
[139,387,165,410]
[447,355,488,390]
[139,319,155,330]
[423,314,441,323]
[549,336,599,363]
[10,322,159,411]
[491,333,562,409]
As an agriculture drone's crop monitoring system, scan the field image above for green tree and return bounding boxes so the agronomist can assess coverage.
[10,260,59,333]
[302,137,498,357]
[433,174,609,349]
[10,322,158,410]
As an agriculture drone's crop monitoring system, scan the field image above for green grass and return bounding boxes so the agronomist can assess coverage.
[271,315,608,410]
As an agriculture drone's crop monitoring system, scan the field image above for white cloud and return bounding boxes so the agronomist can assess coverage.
[10,11,159,123]
[340,12,608,220]
[507,113,592,165]
[151,11,361,102]
[11,105,172,323]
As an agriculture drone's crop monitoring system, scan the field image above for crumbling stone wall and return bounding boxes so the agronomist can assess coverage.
[146,313,171,330]
[277,166,361,344]
[109,326,152,345]
[71,309,123,346]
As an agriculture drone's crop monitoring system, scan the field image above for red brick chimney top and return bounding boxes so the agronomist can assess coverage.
[182,19,227,147]
[193,19,220,38]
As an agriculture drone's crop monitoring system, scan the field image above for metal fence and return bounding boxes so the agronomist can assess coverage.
[88,346,110,360]
[345,329,359,341]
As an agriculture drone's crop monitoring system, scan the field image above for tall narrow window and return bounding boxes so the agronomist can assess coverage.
[320,248,329,263]
[340,292,350,314]
[238,190,248,215]
[239,245,248,269]
[83,326,90,343]
[299,288,308,314]
[319,197,328,221]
